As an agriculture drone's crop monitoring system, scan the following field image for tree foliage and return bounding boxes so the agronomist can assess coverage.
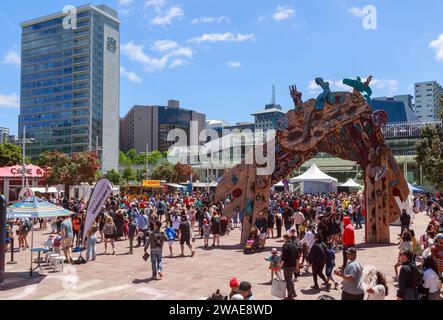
[122,166,136,183]
[416,124,443,190]
[119,149,167,165]
[106,169,121,185]
[0,143,23,167]
[38,151,100,194]
[150,162,175,182]
[173,162,198,183]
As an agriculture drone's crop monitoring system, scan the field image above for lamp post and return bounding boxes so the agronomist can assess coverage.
[19,126,35,191]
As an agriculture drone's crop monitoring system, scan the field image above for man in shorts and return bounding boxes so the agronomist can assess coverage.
[179,215,195,257]
[61,216,74,263]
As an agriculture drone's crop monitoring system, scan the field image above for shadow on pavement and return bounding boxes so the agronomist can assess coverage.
[132,278,156,284]
[0,272,46,291]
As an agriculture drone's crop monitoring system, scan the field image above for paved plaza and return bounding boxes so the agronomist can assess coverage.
[0,213,429,300]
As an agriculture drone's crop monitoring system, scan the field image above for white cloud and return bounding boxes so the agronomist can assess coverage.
[273,6,295,21]
[121,41,192,72]
[226,61,241,68]
[429,34,443,62]
[2,49,20,67]
[307,78,400,95]
[258,16,267,22]
[189,32,255,44]
[151,6,184,26]
[0,93,19,108]
[191,16,230,25]
[144,0,166,10]
[151,39,179,52]
[169,59,185,68]
[349,7,366,18]
[118,0,134,6]
[120,66,142,84]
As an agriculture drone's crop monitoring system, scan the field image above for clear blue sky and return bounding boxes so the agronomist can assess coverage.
[1,0,442,135]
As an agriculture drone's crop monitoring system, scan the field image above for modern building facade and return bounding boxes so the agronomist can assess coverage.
[414,81,443,121]
[120,100,206,153]
[19,4,120,171]
[0,127,10,144]
[370,98,418,123]
[225,122,256,132]
[252,86,285,131]
[206,119,230,136]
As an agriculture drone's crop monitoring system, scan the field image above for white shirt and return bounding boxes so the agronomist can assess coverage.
[348,204,353,214]
[423,268,440,293]
[293,211,305,225]
[367,284,386,300]
[301,231,315,249]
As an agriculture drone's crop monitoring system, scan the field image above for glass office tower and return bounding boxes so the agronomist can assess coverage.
[19,4,120,171]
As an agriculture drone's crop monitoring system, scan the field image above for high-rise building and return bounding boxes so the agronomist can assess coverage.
[19,4,120,171]
[252,85,285,131]
[0,127,10,144]
[120,100,206,153]
[414,81,443,121]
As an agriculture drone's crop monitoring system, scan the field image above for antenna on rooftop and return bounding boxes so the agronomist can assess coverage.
[271,85,276,105]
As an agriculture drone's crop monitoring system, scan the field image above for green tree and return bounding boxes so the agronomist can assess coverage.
[416,124,443,190]
[119,151,132,165]
[151,162,175,182]
[126,149,138,164]
[136,169,148,182]
[0,143,23,167]
[38,151,100,194]
[437,94,443,120]
[122,166,136,183]
[106,169,121,185]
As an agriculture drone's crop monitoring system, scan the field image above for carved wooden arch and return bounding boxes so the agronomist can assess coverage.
[215,79,409,244]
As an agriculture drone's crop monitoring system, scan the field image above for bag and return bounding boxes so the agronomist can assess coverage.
[410,263,424,290]
[271,279,286,299]
[143,252,150,261]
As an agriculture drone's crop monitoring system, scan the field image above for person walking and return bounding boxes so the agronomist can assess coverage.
[103,216,116,255]
[136,210,149,247]
[128,217,137,255]
[307,234,329,290]
[334,247,365,300]
[400,209,411,237]
[341,216,355,270]
[85,223,98,262]
[281,234,299,300]
[179,215,196,257]
[211,211,221,247]
[275,208,283,238]
[144,221,168,280]
[267,210,275,239]
[396,250,422,300]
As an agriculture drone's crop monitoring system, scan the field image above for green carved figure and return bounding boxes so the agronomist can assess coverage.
[343,76,373,100]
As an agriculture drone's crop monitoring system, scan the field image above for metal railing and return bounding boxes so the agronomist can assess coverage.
[382,120,442,139]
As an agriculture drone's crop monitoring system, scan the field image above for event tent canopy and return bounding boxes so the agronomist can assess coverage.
[340,179,363,189]
[290,163,338,183]
[407,183,425,193]
[7,196,74,219]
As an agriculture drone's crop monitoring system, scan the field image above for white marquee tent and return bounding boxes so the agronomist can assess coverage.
[290,163,338,194]
[340,178,364,189]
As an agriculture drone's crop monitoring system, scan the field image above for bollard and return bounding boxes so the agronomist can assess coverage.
[7,237,17,265]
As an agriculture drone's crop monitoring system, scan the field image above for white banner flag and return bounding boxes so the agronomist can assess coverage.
[82,178,114,243]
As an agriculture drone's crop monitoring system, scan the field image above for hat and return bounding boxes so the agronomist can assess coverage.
[345,247,357,255]
[437,233,443,240]
[229,278,239,288]
[271,248,278,254]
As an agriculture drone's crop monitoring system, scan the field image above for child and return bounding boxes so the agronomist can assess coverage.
[264,248,282,282]
[325,242,339,289]
[229,278,240,299]
[53,233,62,255]
[202,219,211,248]
[165,226,176,257]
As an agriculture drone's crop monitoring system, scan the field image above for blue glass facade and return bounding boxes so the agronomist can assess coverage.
[19,5,120,163]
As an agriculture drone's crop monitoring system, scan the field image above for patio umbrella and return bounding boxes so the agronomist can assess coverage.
[7,197,75,277]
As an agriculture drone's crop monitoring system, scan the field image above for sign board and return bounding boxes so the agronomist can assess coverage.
[142,180,161,187]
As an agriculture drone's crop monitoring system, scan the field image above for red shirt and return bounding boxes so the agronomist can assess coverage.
[342,217,355,246]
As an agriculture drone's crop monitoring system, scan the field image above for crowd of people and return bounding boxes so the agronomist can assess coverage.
[4,189,443,300]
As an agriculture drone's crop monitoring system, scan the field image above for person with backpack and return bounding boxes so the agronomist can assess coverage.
[179,215,196,257]
[307,233,329,290]
[341,216,356,270]
[397,250,423,300]
[102,216,116,256]
[18,218,32,250]
[144,221,168,280]
[165,225,176,257]
[156,198,166,223]
[281,234,299,300]
[334,247,365,300]
[400,209,411,237]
